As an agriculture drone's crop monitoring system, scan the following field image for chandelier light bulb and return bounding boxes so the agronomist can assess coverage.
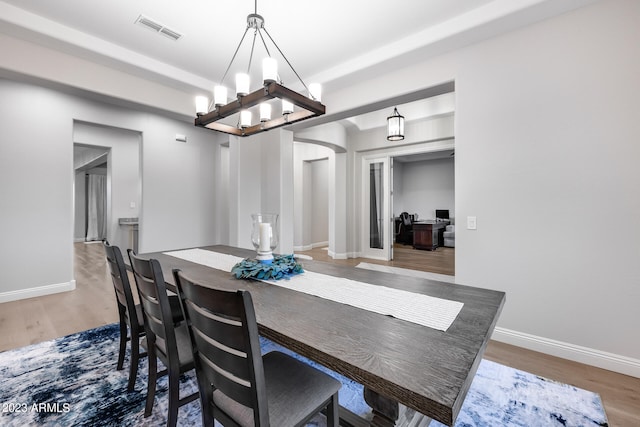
[282,99,294,115]
[240,110,252,128]
[195,96,209,115]
[260,103,272,122]
[236,73,250,97]
[214,85,228,107]
[262,57,278,84]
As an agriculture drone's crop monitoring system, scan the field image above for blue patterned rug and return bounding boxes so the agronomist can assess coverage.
[0,324,608,426]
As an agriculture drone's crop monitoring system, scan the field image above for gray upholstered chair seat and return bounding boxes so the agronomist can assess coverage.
[213,351,341,427]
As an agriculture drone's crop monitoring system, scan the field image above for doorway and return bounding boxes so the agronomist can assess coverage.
[73,145,109,242]
[303,158,330,249]
[359,143,455,268]
[293,142,332,252]
[72,121,141,252]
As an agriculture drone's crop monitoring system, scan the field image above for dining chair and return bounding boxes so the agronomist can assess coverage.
[173,268,341,427]
[103,241,147,392]
[398,211,414,245]
[128,250,198,427]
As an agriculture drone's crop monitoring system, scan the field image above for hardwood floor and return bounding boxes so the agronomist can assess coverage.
[0,242,118,352]
[299,243,455,276]
[0,242,637,426]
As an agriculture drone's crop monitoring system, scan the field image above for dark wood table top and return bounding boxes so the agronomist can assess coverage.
[140,245,505,426]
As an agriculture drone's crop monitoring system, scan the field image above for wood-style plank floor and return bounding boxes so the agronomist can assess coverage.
[0,242,637,426]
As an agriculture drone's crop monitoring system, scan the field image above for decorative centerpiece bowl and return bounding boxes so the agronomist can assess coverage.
[231,254,304,281]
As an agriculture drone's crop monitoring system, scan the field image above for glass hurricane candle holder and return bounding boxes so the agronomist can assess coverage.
[251,213,279,263]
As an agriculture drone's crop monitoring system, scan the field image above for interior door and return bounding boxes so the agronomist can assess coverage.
[362,156,392,260]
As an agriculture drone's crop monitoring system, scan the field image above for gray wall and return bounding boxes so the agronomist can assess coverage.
[394,157,455,221]
[0,78,220,301]
[73,170,86,241]
[0,80,76,298]
[330,0,640,372]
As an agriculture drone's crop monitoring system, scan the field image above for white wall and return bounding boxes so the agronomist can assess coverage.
[217,146,230,245]
[395,157,454,221]
[228,130,294,254]
[139,114,218,252]
[333,0,640,374]
[452,0,640,370]
[0,78,221,302]
[0,80,76,300]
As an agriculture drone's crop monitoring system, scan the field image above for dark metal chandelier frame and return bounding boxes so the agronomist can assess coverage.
[195,1,325,137]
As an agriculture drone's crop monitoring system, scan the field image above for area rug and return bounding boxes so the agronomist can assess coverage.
[0,324,608,426]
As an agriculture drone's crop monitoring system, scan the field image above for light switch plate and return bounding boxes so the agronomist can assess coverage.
[467,216,477,230]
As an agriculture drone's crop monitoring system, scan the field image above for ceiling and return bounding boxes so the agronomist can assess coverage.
[0,0,595,96]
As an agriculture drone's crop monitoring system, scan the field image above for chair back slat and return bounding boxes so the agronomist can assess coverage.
[199,350,254,407]
[174,269,269,424]
[135,271,167,341]
[186,299,247,354]
[128,251,179,358]
[104,242,139,328]
[186,300,252,391]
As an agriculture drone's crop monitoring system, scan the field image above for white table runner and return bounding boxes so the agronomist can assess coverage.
[164,248,463,332]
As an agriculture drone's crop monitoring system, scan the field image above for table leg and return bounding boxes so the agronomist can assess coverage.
[363,388,433,427]
[364,387,398,427]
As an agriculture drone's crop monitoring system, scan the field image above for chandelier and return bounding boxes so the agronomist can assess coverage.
[194,1,325,137]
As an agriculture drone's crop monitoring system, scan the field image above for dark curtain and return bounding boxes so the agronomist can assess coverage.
[369,164,382,249]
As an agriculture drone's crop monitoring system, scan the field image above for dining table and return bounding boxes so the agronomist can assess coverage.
[137,245,505,427]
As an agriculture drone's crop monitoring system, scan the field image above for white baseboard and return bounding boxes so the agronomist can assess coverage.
[293,242,329,252]
[327,250,348,259]
[492,327,640,379]
[0,280,76,303]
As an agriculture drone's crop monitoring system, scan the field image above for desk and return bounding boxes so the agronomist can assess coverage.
[140,245,504,426]
[412,221,450,250]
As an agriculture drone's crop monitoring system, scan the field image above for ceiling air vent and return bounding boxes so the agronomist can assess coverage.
[135,14,182,41]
